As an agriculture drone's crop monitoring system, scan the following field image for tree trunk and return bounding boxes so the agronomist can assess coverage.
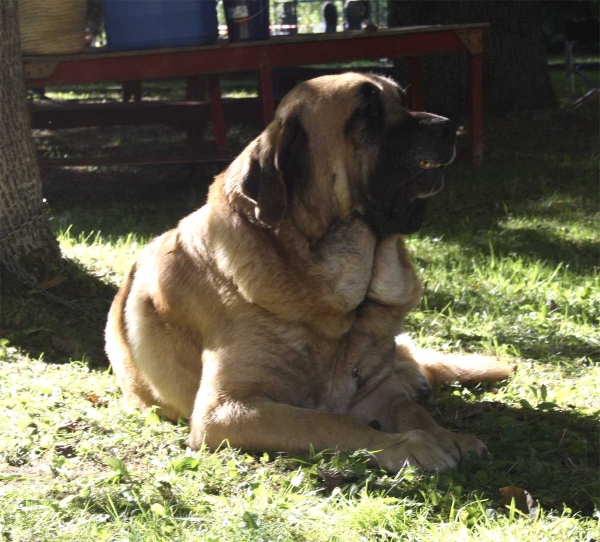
[389,1,557,121]
[0,0,61,279]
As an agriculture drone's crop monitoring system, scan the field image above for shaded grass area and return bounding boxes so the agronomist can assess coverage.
[1,75,599,540]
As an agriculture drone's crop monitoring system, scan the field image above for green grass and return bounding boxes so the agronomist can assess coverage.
[1,75,599,540]
[1,353,597,541]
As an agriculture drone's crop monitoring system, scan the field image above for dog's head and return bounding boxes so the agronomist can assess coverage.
[225,73,456,238]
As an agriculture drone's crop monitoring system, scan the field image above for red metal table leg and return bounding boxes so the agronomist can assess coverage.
[186,75,206,100]
[466,53,483,165]
[122,80,142,102]
[407,57,423,111]
[186,75,207,151]
[207,74,229,155]
[260,55,275,126]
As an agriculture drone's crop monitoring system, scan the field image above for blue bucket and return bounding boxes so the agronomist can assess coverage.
[103,0,219,51]
[223,0,270,43]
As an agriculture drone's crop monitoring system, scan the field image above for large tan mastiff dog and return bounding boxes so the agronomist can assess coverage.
[106,73,512,472]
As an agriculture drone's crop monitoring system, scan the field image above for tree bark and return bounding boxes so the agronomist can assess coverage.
[0,0,61,279]
[388,0,557,121]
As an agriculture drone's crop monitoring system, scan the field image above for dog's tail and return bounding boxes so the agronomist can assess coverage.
[395,334,516,386]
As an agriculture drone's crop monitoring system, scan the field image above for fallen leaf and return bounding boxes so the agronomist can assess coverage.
[455,405,485,420]
[500,486,538,518]
[40,275,67,289]
[86,393,108,407]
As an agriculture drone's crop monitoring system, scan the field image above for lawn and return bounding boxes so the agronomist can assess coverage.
[1,70,599,540]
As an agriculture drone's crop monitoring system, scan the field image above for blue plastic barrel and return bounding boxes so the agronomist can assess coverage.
[102,0,219,51]
[223,0,270,42]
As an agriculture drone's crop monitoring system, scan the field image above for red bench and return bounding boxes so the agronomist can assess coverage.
[24,24,487,166]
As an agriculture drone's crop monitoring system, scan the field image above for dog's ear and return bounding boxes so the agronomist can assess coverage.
[240,115,305,228]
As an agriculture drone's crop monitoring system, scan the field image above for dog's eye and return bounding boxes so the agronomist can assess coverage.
[360,83,380,100]
[364,84,378,96]
[358,83,381,117]
[345,83,384,134]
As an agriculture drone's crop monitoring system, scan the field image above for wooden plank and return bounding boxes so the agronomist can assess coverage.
[407,57,423,111]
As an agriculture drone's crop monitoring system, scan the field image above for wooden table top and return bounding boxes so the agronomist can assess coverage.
[23,23,489,62]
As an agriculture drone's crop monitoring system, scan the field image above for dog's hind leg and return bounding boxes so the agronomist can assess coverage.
[394,334,516,397]
[105,265,161,414]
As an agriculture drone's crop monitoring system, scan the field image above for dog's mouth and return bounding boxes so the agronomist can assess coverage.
[419,160,443,169]
[365,147,455,236]
[407,166,445,202]
[407,151,455,202]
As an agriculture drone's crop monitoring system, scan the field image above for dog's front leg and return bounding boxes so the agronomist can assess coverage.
[189,394,459,473]
[349,377,485,464]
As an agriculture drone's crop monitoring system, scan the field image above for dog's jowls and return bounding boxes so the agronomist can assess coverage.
[106,73,513,472]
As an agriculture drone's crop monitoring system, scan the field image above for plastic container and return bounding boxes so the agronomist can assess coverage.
[223,0,269,43]
[102,0,218,51]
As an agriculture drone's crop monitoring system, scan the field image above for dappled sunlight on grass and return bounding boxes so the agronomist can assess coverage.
[406,218,598,367]
[58,227,148,285]
[222,89,259,98]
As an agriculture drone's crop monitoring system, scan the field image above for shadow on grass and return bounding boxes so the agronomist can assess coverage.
[423,216,598,274]
[422,180,597,262]
[481,227,596,272]
[2,165,220,368]
[412,278,597,365]
[416,108,599,268]
[44,165,215,240]
[0,257,116,367]
[298,392,599,518]
[427,393,599,517]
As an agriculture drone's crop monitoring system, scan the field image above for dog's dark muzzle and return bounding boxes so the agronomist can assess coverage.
[364,112,457,237]
[411,112,457,168]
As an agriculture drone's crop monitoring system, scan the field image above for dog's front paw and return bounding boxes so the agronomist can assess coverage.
[433,429,486,463]
[373,430,458,473]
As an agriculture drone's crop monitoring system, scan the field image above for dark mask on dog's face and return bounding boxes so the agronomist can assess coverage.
[344,79,456,237]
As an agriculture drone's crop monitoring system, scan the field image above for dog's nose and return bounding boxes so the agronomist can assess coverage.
[427,115,455,140]
[414,112,456,140]
[432,117,455,140]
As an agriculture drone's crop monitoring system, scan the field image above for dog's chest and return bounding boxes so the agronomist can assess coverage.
[243,319,394,414]
[312,337,395,414]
